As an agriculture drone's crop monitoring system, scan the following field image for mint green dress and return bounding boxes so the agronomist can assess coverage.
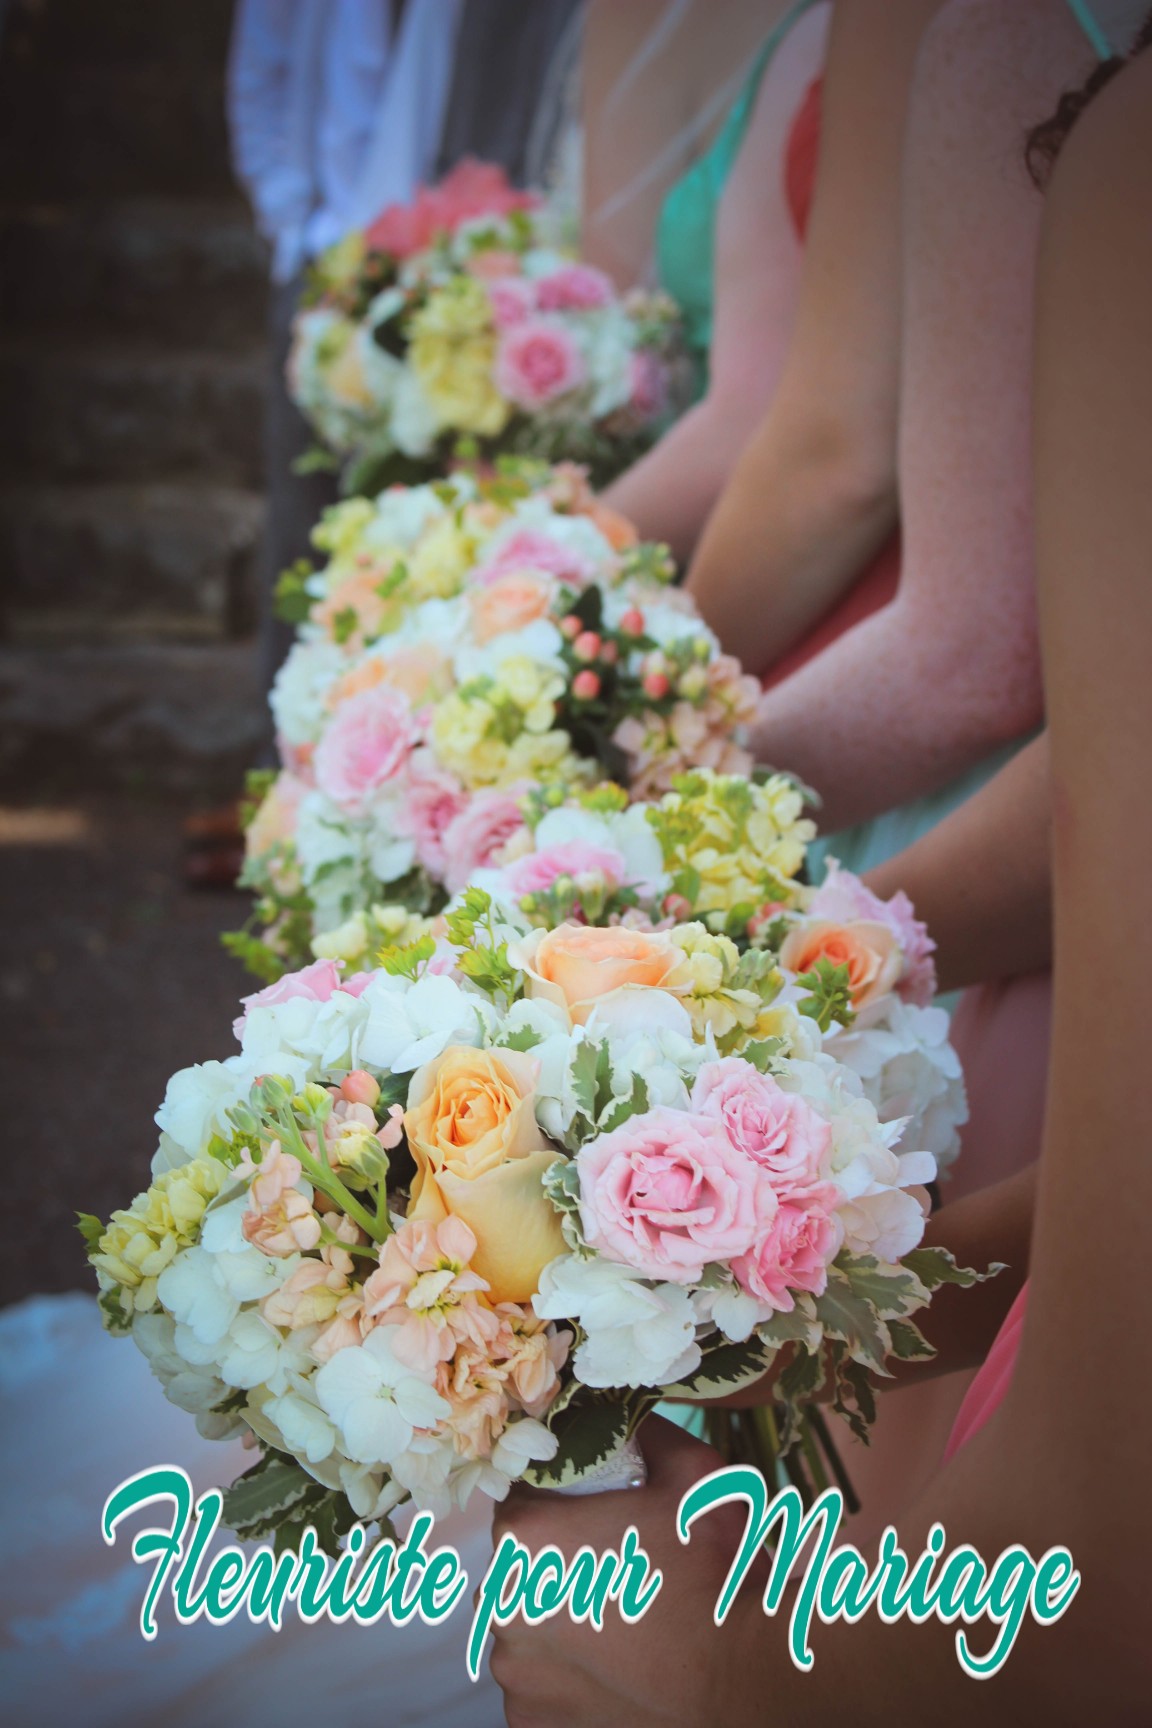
[655,0,820,393]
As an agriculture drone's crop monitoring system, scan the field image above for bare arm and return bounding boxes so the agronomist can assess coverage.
[865,733,1053,993]
[683,0,941,663]
[747,3,1100,832]
[600,4,831,565]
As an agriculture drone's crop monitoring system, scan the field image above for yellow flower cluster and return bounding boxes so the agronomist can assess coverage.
[666,923,796,1055]
[409,277,509,437]
[91,1157,229,1315]
[312,902,437,966]
[649,769,815,924]
[430,655,587,789]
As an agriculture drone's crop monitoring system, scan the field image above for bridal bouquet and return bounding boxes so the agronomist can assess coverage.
[288,159,684,494]
[229,469,759,979]
[84,771,975,1549]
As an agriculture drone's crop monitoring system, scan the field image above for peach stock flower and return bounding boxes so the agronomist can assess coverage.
[779,919,903,1009]
[404,1046,565,1303]
[240,1142,322,1257]
[517,921,683,1025]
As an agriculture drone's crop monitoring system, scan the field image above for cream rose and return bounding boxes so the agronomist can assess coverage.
[404,1045,564,1303]
[779,919,902,1009]
[516,922,684,1026]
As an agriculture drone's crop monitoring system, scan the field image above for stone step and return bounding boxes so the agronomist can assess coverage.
[0,640,267,796]
[0,342,266,485]
[0,61,236,201]
[0,199,267,349]
[0,482,265,643]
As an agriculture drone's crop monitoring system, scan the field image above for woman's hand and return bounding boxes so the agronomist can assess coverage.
[489,1416,771,1728]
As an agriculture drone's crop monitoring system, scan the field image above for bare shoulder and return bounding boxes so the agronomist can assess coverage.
[1044,50,1152,237]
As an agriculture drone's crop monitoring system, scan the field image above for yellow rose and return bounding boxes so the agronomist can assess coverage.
[519,922,683,1026]
[405,1046,564,1303]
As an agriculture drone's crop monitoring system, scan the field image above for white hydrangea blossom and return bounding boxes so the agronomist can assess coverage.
[535,1256,701,1388]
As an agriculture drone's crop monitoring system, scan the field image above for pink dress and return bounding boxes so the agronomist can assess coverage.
[944,1284,1028,1461]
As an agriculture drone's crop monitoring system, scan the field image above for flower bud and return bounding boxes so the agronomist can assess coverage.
[572,669,601,700]
[677,666,707,701]
[599,639,619,665]
[662,892,693,921]
[642,671,671,701]
[620,608,645,636]
[560,613,583,639]
[573,630,601,662]
[340,1069,381,1109]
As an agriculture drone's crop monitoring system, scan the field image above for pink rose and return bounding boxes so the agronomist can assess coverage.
[234,958,343,1039]
[807,861,937,1006]
[690,1059,831,1200]
[313,685,417,815]
[504,839,628,899]
[476,527,594,588]
[394,749,469,877]
[494,318,586,410]
[733,1194,842,1312]
[577,1106,777,1283]
[535,263,614,313]
[442,789,528,894]
[487,277,537,329]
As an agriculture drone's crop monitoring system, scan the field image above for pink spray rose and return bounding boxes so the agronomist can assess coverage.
[577,1106,777,1284]
[732,1193,842,1312]
[690,1059,832,1201]
[503,839,628,900]
[233,957,344,1039]
[806,860,937,1006]
[487,276,537,329]
[394,749,469,877]
[476,527,595,588]
[495,318,586,410]
[627,348,668,421]
[535,263,614,312]
[312,685,417,816]
[441,788,529,893]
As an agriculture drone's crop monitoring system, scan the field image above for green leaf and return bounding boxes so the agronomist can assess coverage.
[331,606,358,645]
[499,1025,543,1053]
[220,1450,319,1537]
[662,1336,779,1402]
[795,958,856,1033]
[901,1247,1003,1292]
[839,1254,930,1322]
[776,1344,826,1406]
[885,1317,936,1362]
[812,1270,891,1369]
[828,1348,877,1446]
[76,1211,104,1250]
[97,1285,133,1337]
[568,1038,602,1123]
[597,1072,649,1135]
[525,1392,653,1490]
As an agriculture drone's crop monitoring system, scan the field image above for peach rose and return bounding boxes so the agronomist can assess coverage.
[469,571,555,645]
[405,1046,564,1303]
[518,922,683,1026]
[778,919,902,1009]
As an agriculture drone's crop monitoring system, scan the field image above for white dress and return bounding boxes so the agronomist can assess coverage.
[0,1293,504,1728]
